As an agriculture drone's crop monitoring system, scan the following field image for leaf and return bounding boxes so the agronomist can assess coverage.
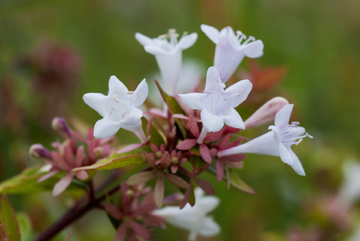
[0,166,79,195]
[0,195,20,241]
[17,213,32,241]
[164,173,189,188]
[72,146,151,172]
[126,171,157,185]
[194,178,215,195]
[154,176,164,208]
[154,80,187,139]
[176,139,197,150]
[142,117,166,146]
[227,169,256,194]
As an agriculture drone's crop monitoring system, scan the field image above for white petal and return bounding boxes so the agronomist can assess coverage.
[144,45,169,55]
[93,118,121,138]
[275,104,294,129]
[178,93,205,110]
[135,32,153,46]
[200,24,220,44]
[188,230,198,241]
[178,33,198,50]
[290,151,306,176]
[120,108,143,132]
[224,79,253,107]
[278,143,294,165]
[132,79,148,107]
[198,217,221,237]
[109,76,128,95]
[201,108,224,132]
[197,196,220,213]
[175,60,204,94]
[214,37,245,83]
[83,93,112,117]
[223,108,245,129]
[243,40,264,58]
[155,52,182,95]
[204,67,223,93]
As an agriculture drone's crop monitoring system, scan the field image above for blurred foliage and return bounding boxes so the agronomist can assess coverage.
[0,0,359,240]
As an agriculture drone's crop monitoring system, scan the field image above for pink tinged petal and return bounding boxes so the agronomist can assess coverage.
[117,143,144,155]
[115,222,127,241]
[75,146,85,167]
[244,97,289,129]
[214,37,245,83]
[195,178,215,195]
[178,93,205,110]
[51,151,70,171]
[154,175,164,208]
[132,79,148,107]
[160,152,171,169]
[225,137,244,148]
[109,75,128,95]
[188,115,199,137]
[104,203,123,219]
[177,33,198,50]
[290,152,306,176]
[129,220,149,239]
[225,79,253,108]
[37,170,58,183]
[200,109,224,133]
[149,143,159,153]
[224,160,244,169]
[126,171,157,185]
[83,93,112,117]
[135,32,153,46]
[201,24,220,44]
[243,40,264,58]
[177,139,198,150]
[75,170,88,180]
[204,130,223,142]
[216,159,224,182]
[64,146,74,166]
[164,173,189,188]
[220,154,246,162]
[204,67,223,93]
[93,118,121,139]
[198,217,221,237]
[278,143,294,165]
[223,109,245,130]
[219,135,231,149]
[171,165,178,174]
[180,185,192,209]
[52,174,73,196]
[275,104,294,129]
[200,144,212,164]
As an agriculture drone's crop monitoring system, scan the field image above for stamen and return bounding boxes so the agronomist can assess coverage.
[243,36,255,45]
[237,89,244,96]
[291,121,300,125]
[295,138,303,146]
[109,106,115,115]
[158,34,167,39]
[127,91,134,95]
[112,95,120,103]
[204,90,214,94]
[121,110,128,118]
[306,133,314,139]
[221,83,226,89]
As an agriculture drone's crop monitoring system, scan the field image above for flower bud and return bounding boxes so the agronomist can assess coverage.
[29,144,51,159]
[93,146,103,160]
[244,97,289,129]
[52,117,72,138]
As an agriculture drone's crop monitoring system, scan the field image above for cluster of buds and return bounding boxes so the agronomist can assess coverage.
[29,117,115,195]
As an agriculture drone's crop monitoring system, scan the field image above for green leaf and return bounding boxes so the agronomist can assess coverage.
[17,213,32,241]
[154,80,187,139]
[227,169,256,194]
[0,166,82,195]
[142,118,166,146]
[0,195,20,241]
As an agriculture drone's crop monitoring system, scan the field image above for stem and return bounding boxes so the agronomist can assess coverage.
[35,183,119,241]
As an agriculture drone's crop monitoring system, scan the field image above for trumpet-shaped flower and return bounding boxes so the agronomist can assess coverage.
[83,76,148,143]
[337,160,360,208]
[153,188,220,241]
[201,24,264,83]
[178,67,252,143]
[218,104,312,176]
[136,29,198,95]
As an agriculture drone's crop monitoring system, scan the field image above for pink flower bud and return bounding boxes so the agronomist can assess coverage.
[52,117,72,138]
[29,144,51,159]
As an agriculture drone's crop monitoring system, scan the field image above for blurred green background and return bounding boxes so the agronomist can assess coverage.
[1,0,360,240]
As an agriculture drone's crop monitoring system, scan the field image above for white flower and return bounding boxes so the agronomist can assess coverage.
[337,159,360,208]
[136,29,198,95]
[178,67,252,143]
[83,76,148,143]
[218,104,312,176]
[201,24,264,83]
[153,188,220,241]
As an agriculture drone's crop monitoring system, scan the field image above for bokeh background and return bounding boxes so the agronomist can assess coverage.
[1,0,360,240]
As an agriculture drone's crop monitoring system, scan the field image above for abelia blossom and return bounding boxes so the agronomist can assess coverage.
[218,104,312,176]
[135,29,198,95]
[201,24,264,83]
[337,160,360,208]
[153,188,220,241]
[83,76,148,143]
[178,67,252,144]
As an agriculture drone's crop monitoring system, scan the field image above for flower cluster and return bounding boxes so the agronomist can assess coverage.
[24,24,313,241]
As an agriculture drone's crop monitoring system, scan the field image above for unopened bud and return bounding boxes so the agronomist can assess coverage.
[29,144,51,159]
[52,117,72,138]
[171,156,179,165]
[93,146,103,159]
[125,189,134,198]
[155,151,163,159]
[244,97,289,129]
